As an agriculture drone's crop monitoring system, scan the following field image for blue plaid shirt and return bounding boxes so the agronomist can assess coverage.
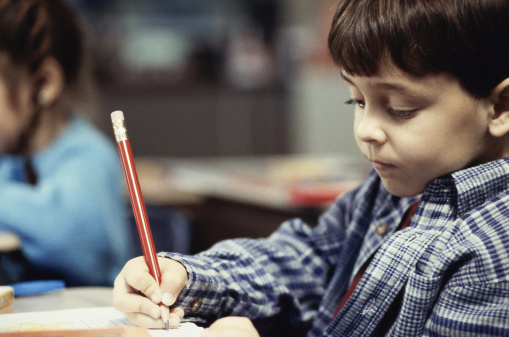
[163,157,509,336]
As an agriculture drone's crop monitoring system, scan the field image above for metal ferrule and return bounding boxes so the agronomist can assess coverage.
[112,119,129,142]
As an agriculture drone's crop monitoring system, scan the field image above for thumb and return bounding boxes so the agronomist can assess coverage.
[126,257,163,303]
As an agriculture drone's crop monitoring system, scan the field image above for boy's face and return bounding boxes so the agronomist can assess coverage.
[342,63,498,197]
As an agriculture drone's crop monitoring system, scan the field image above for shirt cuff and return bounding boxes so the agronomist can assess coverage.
[158,251,225,323]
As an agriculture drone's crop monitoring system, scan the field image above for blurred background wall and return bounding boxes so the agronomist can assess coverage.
[67,0,361,160]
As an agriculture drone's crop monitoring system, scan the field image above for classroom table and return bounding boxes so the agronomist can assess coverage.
[11,287,113,313]
[136,154,369,210]
[133,154,370,252]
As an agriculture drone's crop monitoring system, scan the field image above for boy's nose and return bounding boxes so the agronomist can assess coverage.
[355,110,387,144]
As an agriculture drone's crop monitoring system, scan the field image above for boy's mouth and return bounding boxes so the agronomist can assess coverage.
[370,160,395,171]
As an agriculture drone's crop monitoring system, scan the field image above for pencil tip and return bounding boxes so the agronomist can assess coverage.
[165,320,170,331]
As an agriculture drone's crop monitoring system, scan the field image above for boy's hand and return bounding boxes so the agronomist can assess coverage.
[201,317,260,337]
[113,256,188,328]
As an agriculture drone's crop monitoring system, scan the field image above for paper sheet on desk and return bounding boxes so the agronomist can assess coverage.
[0,306,203,337]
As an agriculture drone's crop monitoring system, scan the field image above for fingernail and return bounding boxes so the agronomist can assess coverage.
[150,306,159,319]
[168,317,180,328]
[174,307,185,318]
[150,293,159,303]
[162,292,175,305]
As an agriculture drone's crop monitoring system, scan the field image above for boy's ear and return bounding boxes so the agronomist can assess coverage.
[33,57,65,107]
[488,78,509,137]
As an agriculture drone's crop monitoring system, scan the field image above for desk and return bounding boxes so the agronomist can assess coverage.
[12,287,113,313]
[135,154,370,252]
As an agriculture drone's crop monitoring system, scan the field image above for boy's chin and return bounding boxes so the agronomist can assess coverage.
[381,180,424,198]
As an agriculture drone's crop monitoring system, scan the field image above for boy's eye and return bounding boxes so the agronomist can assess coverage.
[345,99,417,119]
[386,107,417,119]
[345,99,365,108]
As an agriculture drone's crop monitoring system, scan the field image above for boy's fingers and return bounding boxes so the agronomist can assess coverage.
[159,259,188,306]
[170,306,185,319]
[167,311,183,329]
[113,291,159,319]
[124,310,167,329]
[120,257,162,303]
[112,256,187,329]
[122,309,182,329]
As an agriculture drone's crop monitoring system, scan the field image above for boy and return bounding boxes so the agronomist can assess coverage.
[113,0,509,336]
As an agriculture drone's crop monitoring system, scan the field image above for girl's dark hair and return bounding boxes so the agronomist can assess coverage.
[0,0,88,184]
[0,0,83,89]
[328,0,509,98]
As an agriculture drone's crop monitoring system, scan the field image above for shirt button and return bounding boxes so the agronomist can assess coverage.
[189,298,203,312]
[375,224,388,236]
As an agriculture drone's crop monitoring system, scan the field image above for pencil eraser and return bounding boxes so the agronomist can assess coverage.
[111,110,124,122]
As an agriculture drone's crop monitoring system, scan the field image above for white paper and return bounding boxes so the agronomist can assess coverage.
[0,306,203,337]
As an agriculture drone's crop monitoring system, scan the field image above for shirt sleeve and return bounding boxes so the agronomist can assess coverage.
[160,187,358,330]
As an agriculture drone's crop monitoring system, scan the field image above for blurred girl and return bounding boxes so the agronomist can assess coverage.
[0,0,130,286]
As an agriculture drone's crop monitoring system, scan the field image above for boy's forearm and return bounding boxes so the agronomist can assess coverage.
[160,236,326,327]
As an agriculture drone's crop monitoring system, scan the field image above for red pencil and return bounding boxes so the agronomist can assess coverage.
[111,110,169,330]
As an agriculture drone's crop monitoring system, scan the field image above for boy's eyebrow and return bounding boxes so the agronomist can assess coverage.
[340,72,354,85]
[340,71,422,97]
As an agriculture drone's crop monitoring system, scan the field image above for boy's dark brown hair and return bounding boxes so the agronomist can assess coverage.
[328,0,509,98]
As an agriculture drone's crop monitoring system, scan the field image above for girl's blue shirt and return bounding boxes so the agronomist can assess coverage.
[0,115,130,286]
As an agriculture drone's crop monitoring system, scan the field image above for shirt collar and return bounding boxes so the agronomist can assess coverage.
[424,157,509,217]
